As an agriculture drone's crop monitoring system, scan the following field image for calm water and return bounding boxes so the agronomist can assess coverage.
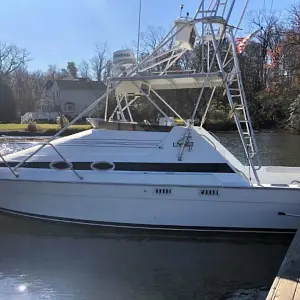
[0,132,299,300]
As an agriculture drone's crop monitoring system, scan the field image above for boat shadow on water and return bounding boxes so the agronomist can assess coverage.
[0,211,293,245]
[0,212,291,300]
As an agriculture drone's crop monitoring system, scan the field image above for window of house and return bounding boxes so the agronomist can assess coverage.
[64,102,75,113]
[53,104,60,112]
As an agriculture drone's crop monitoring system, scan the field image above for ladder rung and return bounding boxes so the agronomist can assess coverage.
[201,10,218,13]
[232,95,241,97]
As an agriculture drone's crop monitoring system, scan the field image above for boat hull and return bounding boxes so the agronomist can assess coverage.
[1,179,300,233]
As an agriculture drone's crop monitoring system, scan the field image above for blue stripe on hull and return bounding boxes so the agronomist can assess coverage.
[0,207,295,235]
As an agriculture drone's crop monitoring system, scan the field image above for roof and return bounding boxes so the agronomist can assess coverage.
[56,79,106,90]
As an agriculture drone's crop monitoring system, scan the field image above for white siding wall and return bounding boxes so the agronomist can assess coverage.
[59,89,104,118]
[39,82,105,119]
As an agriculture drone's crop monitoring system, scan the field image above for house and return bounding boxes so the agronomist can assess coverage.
[21,78,106,123]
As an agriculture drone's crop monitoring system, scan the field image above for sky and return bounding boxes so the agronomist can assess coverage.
[0,0,298,72]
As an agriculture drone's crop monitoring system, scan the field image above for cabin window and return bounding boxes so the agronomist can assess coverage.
[50,161,72,170]
[91,161,115,171]
[65,102,75,113]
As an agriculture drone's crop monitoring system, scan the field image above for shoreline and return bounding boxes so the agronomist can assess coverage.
[0,128,295,140]
[0,128,87,137]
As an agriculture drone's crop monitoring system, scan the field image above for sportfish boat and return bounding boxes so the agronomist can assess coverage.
[1,0,300,233]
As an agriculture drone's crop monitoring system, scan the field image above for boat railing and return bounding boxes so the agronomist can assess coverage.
[291,180,300,185]
[0,153,19,178]
[1,140,83,180]
[235,168,253,186]
[208,131,220,143]
[42,142,83,180]
[199,134,217,149]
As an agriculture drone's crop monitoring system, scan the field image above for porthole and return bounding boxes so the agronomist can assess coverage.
[50,161,72,170]
[91,161,115,171]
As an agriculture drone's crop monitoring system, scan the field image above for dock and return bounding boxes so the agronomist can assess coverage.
[267,229,300,299]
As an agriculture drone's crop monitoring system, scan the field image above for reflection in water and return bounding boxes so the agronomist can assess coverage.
[0,132,299,299]
[0,215,291,300]
[218,132,300,166]
[0,140,36,156]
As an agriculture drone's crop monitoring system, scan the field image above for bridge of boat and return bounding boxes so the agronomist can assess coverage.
[109,72,224,94]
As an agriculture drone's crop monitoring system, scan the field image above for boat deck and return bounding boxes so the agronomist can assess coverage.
[267,228,300,299]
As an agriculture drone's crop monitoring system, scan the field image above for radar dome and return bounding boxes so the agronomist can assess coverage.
[113,49,136,66]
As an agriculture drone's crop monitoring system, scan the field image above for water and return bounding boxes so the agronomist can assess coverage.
[0,132,299,300]
[218,132,300,166]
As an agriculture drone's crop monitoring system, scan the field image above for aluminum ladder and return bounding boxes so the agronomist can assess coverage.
[208,23,261,183]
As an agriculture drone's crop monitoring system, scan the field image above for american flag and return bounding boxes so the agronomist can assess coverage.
[236,27,263,54]
[236,33,253,54]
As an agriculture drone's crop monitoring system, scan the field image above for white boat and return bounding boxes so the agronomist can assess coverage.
[1,0,300,234]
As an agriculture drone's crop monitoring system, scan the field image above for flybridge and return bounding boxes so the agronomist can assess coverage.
[100,1,261,182]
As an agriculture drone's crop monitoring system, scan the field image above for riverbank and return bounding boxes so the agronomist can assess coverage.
[0,122,294,137]
[0,123,92,137]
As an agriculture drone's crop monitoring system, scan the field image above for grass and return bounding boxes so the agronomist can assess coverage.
[0,123,92,132]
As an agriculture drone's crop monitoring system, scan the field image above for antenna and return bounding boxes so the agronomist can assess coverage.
[180,4,184,18]
[136,0,142,64]
[270,0,274,13]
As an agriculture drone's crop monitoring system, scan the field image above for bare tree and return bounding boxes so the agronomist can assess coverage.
[79,60,90,79]
[10,67,46,114]
[46,64,68,80]
[46,64,58,80]
[0,41,30,79]
[91,42,108,82]
[29,70,46,103]
[289,4,300,34]
[282,5,300,84]
[140,26,166,54]
[249,12,284,87]
[137,26,175,72]
[102,59,112,83]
